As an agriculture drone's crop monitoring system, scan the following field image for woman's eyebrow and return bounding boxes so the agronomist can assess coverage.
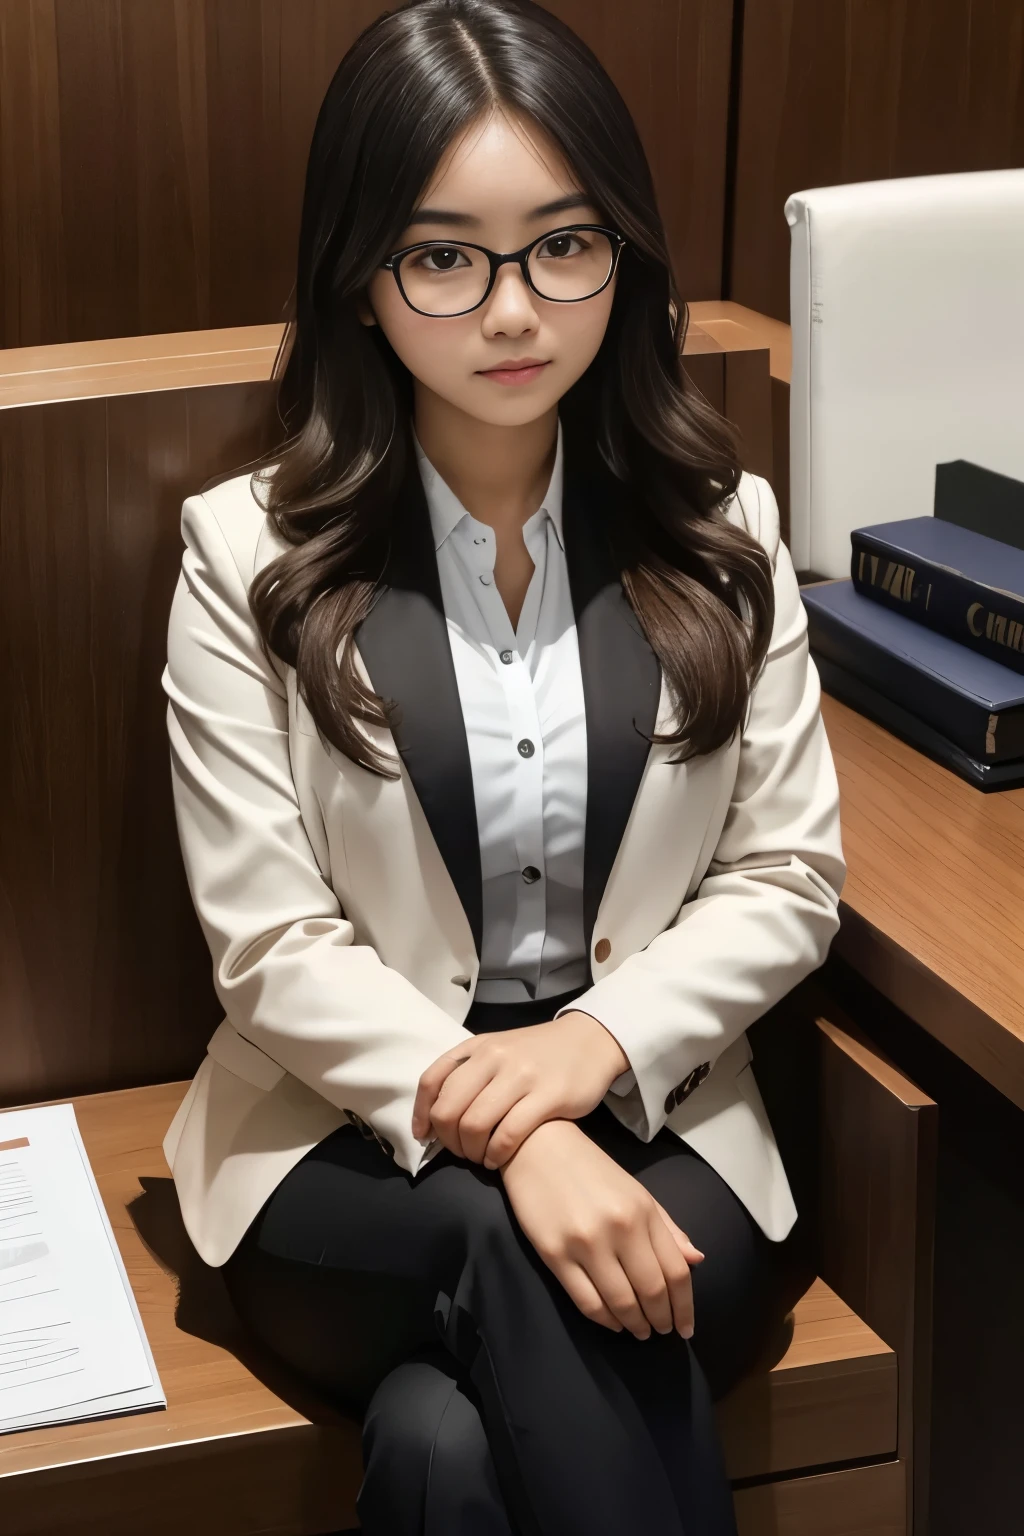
[404,193,595,230]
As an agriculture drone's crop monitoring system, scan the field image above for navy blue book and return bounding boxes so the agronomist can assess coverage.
[850,515,1024,677]
[811,654,1024,792]
[800,580,1024,764]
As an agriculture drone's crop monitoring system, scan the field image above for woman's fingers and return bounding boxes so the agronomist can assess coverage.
[419,1057,498,1159]
[481,1095,555,1169]
[411,1049,476,1139]
[583,1251,653,1338]
[651,1198,705,1267]
[580,1207,695,1341]
[454,1076,534,1164]
[555,1260,626,1333]
[647,1209,695,1337]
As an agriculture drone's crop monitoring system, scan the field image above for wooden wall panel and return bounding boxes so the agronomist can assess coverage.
[0,0,733,350]
[729,0,1024,322]
[0,379,277,1103]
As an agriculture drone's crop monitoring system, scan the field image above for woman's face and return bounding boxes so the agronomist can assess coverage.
[361,110,617,428]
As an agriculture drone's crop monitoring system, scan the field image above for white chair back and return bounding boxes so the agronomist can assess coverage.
[786,169,1024,577]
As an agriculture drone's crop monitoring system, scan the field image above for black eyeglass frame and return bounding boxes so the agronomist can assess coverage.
[379,223,627,317]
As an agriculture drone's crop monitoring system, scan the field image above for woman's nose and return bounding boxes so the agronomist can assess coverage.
[481,264,539,334]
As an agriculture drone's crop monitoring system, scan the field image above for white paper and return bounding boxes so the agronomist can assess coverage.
[0,1102,165,1434]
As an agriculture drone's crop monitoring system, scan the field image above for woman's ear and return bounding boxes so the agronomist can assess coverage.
[356,295,378,328]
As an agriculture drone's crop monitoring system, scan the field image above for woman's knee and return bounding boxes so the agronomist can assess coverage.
[359,1350,512,1534]
[362,1351,461,1461]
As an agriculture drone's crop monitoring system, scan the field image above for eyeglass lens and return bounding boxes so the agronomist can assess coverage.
[396,228,615,315]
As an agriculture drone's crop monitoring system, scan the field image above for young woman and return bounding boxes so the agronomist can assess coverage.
[160,1,845,1531]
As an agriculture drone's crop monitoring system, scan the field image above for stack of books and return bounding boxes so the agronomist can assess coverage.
[800,462,1024,791]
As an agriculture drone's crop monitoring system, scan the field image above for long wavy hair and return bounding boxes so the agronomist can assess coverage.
[245,0,775,778]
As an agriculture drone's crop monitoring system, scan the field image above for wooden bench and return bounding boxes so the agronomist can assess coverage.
[0,986,932,1536]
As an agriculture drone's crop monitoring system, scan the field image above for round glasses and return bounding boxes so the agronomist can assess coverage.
[380,224,626,317]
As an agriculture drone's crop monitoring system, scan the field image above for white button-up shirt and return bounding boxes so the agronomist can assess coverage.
[414,419,587,1004]
[413,421,636,1095]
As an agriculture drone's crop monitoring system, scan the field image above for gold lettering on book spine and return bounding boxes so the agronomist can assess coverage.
[862,551,914,601]
[966,602,1024,652]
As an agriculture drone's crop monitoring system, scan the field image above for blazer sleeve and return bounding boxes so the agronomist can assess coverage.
[162,490,477,1175]
[555,474,846,1142]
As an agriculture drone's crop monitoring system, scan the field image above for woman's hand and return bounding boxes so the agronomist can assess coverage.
[411,1011,630,1167]
[499,1119,704,1340]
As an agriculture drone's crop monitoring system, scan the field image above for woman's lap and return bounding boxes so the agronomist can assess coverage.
[221,1100,790,1411]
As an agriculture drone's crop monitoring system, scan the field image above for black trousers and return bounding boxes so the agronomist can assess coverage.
[220,988,796,1536]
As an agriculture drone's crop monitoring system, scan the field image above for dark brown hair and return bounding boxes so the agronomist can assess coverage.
[247,0,774,777]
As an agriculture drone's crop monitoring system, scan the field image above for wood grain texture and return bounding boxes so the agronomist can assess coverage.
[0,384,276,1102]
[686,300,792,538]
[0,309,777,405]
[0,0,734,349]
[748,987,935,1536]
[820,691,1024,1110]
[718,1279,896,1482]
[729,0,1024,321]
[818,953,1024,1536]
[0,1080,896,1534]
[733,1459,906,1536]
[0,325,285,408]
[814,995,935,1536]
[687,301,792,383]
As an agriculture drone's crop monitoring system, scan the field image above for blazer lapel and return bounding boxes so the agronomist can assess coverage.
[353,453,663,978]
[354,471,485,958]
[561,464,662,971]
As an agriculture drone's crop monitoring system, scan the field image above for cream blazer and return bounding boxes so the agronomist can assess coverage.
[161,456,846,1269]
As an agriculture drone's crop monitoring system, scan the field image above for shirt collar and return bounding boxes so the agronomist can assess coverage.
[412,419,565,553]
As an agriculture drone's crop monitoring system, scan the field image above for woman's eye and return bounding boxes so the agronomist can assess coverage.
[415,246,470,272]
[538,233,586,260]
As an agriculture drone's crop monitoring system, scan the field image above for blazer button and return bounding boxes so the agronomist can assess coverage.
[664,1090,677,1115]
[594,938,611,963]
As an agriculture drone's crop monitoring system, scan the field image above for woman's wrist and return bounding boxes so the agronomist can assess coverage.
[553,1009,630,1084]
[498,1116,583,1181]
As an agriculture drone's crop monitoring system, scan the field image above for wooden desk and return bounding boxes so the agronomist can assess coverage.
[821,692,1024,1111]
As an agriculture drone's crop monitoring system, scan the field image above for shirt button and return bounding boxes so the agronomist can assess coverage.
[522,866,541,883]
[479,574,492,586]
[500,649,514,664]
[517,738,535,757]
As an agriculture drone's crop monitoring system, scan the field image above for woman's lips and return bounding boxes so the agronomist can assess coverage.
[477,361,550,386]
